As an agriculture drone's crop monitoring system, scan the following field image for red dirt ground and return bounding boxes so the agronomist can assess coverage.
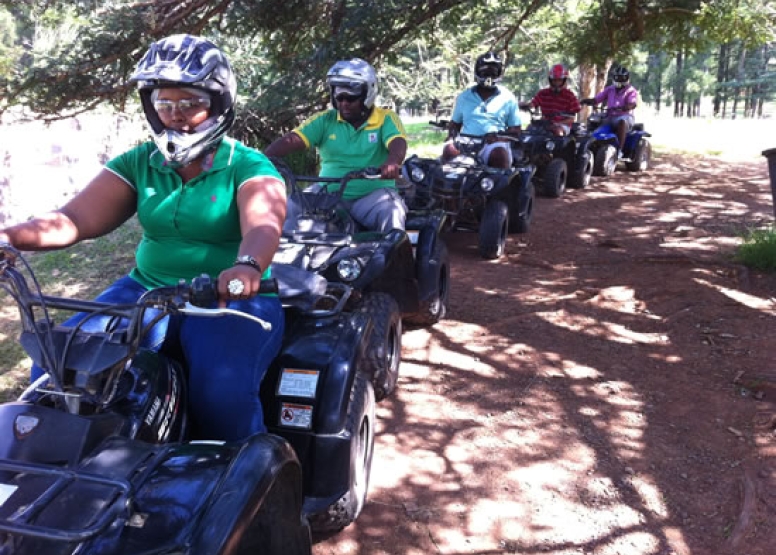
[314,152,776,555]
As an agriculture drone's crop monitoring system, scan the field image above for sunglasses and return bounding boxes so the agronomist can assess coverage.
[335,93,361,103]
[153,97,211,117]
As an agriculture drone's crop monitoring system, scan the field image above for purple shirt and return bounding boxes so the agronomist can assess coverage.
[594,85,638,116]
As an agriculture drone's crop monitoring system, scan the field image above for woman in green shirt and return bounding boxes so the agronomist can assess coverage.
[0,35,287,441]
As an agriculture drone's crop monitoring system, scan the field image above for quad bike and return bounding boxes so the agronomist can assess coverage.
[401,120,535,260]
[0,244,379,554]
[517,106,594,198]
[584,103,652,176]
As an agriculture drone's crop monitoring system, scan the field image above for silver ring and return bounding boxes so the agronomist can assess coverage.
[227,278,245,296]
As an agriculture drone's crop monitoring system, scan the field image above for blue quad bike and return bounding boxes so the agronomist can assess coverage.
[0,245,382,554]
[400,120,535,260]
[584,104,652,176]
[270,163,451,400]
[517,107,594,198]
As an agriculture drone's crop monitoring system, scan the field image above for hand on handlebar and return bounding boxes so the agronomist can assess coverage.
[217,264,265,306]
[378,163,401,180]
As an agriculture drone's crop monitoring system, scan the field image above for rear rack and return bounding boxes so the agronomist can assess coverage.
[0,459,131,542]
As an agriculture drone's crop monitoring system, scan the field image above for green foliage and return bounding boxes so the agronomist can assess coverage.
[0,7,17,81]
[735,226,776,271]
[1,0,774,132]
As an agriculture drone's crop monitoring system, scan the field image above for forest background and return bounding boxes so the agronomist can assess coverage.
[0,0,774,147]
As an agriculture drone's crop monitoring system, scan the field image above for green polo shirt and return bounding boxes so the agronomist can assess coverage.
[293,107,406,199]
[104,137,281,288]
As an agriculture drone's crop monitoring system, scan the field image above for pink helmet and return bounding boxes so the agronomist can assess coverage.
[548,64,569,91]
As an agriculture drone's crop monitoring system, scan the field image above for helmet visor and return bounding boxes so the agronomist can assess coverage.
[477,64,501,78]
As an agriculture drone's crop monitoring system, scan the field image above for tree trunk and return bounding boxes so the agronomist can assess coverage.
[732,43,747,119]
[673,50,684,117]
[578,63,597,122]
[713,43,728,117]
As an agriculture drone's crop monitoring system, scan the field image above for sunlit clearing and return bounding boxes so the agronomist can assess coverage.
[656,210,695,223]
[627,474,668,518]
[540,309,669,344]
[509,462,645,544]
[694,277,776,313]
[563,364,602,380]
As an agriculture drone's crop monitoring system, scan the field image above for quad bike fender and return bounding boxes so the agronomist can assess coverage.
[261,313,372,510]
[590,123,616,143]
[263,311,371,435]
[353,230,419,314]
[414,225,446,304]
[623,129,651,153]
[0,434,306,555]
[499,165,534,206]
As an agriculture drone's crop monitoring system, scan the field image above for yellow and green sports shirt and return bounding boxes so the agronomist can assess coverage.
[293,107,406,199]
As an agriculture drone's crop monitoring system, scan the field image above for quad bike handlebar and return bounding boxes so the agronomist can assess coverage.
[269,160,382,215]
[0,244,278,408]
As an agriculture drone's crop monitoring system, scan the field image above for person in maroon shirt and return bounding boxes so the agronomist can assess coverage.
[520,64,581,136]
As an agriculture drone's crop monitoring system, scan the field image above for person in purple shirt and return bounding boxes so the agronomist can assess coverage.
[582,66,639,158]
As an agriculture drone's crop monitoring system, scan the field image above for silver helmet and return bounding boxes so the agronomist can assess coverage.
[326,58,378,108]
[129,34,237,167]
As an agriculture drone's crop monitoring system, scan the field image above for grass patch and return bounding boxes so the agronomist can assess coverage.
[735,226,776,271]
[405,120,446,158]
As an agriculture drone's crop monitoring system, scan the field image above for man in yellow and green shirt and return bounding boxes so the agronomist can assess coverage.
[265,58,408,232]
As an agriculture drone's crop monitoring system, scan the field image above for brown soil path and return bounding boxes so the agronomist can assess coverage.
[315,153,776,555]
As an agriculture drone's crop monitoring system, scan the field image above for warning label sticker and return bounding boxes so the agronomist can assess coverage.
[280,403,313,429]
[278,369,320,398]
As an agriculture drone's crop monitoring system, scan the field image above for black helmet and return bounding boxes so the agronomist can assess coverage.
[129,34,237,167]
[474,51,504,89]
[612,66,630,89]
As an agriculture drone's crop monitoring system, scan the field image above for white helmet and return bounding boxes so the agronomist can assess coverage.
[129,34,237,167]
[326,58,378,108]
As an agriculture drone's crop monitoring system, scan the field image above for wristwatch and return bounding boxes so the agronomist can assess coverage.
[234,254,262,273]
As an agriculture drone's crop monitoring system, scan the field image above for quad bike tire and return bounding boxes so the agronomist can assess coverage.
[478,199,509,259]
[542,158,567,198]
[626,138,651,172]
[568,150,593,189]
[593,144,617,176]
[353,292,402,401]
[408,240,450,327]
[308,373,375,533]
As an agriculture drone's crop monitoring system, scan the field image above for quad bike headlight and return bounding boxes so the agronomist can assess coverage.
[480,177,495,192]
[545,140,556,152]
[337,258,362,281]
[410,166,425,182]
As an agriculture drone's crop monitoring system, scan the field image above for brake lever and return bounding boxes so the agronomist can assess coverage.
[362,167,383,179]
[178,304,273,331]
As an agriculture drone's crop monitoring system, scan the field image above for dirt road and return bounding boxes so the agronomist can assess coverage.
[314,153,776,555]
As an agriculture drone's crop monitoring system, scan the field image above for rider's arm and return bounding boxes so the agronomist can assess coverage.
[263,132,307,158]
[0,168,136,251]
[381,137,407,179]
[446,120,462,141]
[216,174,287,301]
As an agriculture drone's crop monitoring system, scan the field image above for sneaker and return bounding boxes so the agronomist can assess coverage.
[617,150,624,160]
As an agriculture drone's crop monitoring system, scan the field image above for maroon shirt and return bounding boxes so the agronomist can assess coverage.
[529,88,581,122]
